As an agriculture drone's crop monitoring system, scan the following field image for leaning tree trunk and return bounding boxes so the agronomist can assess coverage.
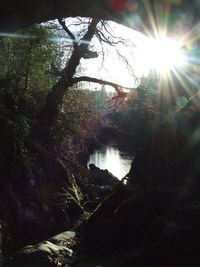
[32,18,99,141]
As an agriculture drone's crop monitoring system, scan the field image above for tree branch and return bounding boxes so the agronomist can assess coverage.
[96,20,133,47]
[71,76,135,92]
[34,18,100,140]
[58,18,77,48]
[79,18,99,44]
[116,49,139,83]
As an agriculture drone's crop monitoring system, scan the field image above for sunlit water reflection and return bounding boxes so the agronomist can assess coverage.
[88,146,134,180]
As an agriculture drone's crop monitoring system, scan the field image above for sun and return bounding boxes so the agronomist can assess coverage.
[146,37,185,74]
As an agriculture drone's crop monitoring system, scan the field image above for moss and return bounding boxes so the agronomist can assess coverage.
[48,231,76,244]
[10,231,76,267]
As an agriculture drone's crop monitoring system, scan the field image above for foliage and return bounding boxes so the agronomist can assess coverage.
[88,85,108,115]
[52,88,92,143]
[0,27,61,173]
[0,25,64,113]
[110,81,158,131]
[0,23,95,161]
[57,173,88,210]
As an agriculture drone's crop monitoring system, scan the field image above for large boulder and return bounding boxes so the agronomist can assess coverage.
[81,164,118,201]
[82,186,176,252]
[88,164,118,187]
[128,123,183,188]
[140,205,200,267]
[6,231,77,267]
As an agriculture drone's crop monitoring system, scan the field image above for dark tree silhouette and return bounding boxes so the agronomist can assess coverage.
[34,18,134,139]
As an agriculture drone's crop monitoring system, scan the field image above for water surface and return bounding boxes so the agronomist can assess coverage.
[88,146,133,179]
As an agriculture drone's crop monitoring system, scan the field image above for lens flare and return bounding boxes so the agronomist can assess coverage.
[146,37,186,74]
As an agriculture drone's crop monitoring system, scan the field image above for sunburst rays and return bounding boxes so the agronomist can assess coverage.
[135,0,200,106]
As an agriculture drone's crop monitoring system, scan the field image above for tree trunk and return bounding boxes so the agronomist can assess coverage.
[33,18,99,141]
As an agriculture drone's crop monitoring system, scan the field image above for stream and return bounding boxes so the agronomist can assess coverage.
[88,146,134,179]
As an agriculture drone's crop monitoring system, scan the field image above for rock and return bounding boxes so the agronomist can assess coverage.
[7,231,77,267]
[75,249,140,267]
[83,184,113,201]
[88,164,118,187]
[82,200,99,212]
[82,186,175,253]
[0,222,3,265]
[64,201,84,221]
[140,205,200,267]
[128,111,200,190]
[88,164,100,171]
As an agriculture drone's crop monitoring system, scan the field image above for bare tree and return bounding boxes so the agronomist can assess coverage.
[34,17,136,139]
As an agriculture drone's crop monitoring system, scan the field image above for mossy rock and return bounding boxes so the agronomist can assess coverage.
[7,231,76,267]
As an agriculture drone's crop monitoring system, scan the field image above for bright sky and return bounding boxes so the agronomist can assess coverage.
[72,19,188,90]
[42,18,192,91]
[79,21,150,88]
